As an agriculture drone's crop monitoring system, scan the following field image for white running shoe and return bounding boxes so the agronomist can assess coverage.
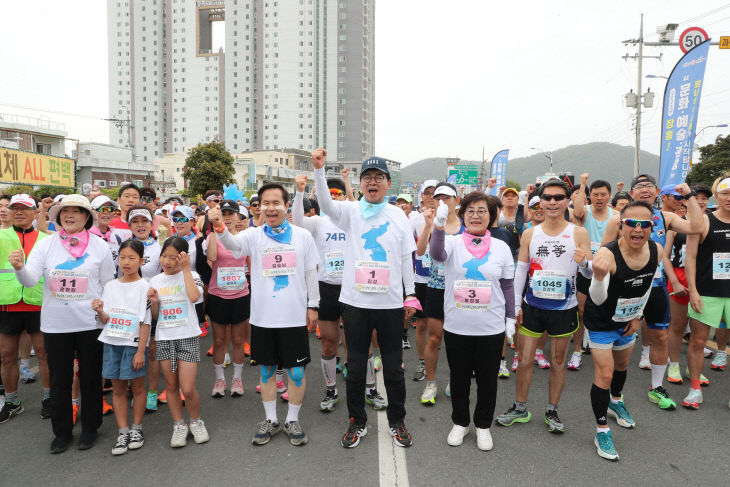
[190,419,210,444]
[534,353,550,369]
[476,427,494,451]
[447,424,468,446]
[211,378,227,398]
[567,352,581,371]
[420,383,437,405]
[170,423,189,448]
[638,351,651,370]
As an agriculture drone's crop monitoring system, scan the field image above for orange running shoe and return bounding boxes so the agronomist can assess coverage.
[204,320,210,329]
[157,390,168,404]
[102,397,113,415]
[207,345,214,356]
[72,403,80,424]
[243,342,251,357]
[200,326,208,338]
[316,326,321,339]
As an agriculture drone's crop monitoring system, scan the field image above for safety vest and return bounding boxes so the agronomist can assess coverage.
[0,227,47,306]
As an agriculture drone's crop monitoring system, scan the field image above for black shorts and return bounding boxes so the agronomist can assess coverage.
[413,282,428,319]
[644,286,670,328]
[250,325,311,368]
[318,282,343,322]
[0,311,41,336]
[424,287,445,321]
[576,273,590,295]
[206,293,251,325]
[520,304,579,338]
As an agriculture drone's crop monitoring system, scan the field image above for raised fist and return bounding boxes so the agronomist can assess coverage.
[311,148,327,169]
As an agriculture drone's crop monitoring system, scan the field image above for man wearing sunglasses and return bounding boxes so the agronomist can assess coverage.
[90,196,124,265]
[497,179,591,434]
[601,174,703,411]
[247,195,263,228]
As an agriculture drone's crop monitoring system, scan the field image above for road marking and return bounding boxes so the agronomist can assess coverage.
[376,369,409,487]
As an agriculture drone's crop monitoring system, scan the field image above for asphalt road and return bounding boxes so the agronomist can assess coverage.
[1,330,728,487]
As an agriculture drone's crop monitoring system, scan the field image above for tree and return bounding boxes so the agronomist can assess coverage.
[0,185,34,196]
[32,186,74,199]
[182,139,235,197]
[686,134,730,186]
[505,179,522,192]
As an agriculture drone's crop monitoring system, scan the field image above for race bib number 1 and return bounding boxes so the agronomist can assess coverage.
[262,247,297,277]
[454,280,491,311]
[531,270,567,300]
[158,298,188,328]
[612,295,648,322]
[355,260,390,293]
[713,253,730,280]
[324,251,344,277]
[104,307,137,339]
[49,269,89,301]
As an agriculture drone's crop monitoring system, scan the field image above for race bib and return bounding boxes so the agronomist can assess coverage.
[262,246,297,277]
[49,269,89,301]
[217,266,247,290]
[421,252,432,269]
[590,241,600,256]
[531,270,567,300]
[324,251,344,277]
[612,295,648,322]
[158,297,188,328]
[104,307,137,339]
[355,260,390,293]
[653,260,665,281]
[453,280,491,311]
[713,252,730,280]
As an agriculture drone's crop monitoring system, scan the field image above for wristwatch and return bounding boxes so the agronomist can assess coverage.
[682,191,697,201]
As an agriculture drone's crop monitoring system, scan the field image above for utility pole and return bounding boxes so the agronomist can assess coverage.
[104,105,134,155]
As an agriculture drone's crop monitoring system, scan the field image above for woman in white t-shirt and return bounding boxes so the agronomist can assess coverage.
[148,237,209,448]
[428,192,516,452]
[10,194,116,454]
[92,239,152,455]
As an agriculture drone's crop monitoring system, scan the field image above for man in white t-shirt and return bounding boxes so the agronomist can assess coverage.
[311,148,419,449]
[209,183,320,447]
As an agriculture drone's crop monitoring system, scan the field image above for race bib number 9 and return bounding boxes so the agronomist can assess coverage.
[104,307,137,339]
[324,251,344,277]
[454,280,491,311]
[262,247,297,277]
[713,253,730,280]
[217,267,247,290]
[158,298,188,328]
[49,269,90,301]
[531,270,567,300]
[612,295,648,322]
[355,260,390,293]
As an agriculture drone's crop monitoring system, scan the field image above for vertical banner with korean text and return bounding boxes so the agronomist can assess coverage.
[488,149,509,195]
[659,39,710,188]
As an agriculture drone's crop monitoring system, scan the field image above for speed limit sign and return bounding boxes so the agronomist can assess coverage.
[679,27,709,53]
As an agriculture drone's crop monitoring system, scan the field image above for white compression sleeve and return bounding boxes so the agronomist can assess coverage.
[513,261,529,316]
[589,273,610,305]
[306,267,320,308]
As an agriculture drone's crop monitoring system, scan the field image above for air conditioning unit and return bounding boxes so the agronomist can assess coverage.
[94,180,106,188]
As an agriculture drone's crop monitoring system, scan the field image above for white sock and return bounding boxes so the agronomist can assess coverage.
[717,350,727,357]
[513,351,519,358]
[669,361,679,368]
[213,363,225,380]
[609,396,620,405]
[21,359,30,369]
[571,351,581,357]
[500,359,506,368]
[366,356,375,384]
[321,357,337,388]
[263,400,277,423]
[642,345,650,355]
[275,370,284,384]
[233,363,244,380]
[535,349,544,356]
[597,426,610,434]
[651,363,666,389]
[286,403,301,423]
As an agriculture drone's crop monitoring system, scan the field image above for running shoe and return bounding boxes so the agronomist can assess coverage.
[280,391,289,402]
[199,326,208,338]
[476,427,493,451]
[30,347,35,357]
[128,429,144,450]
[189,419,210,444]
[544,410,565,433]
[72,403,79,424]
[341,418,368,448]
[567,352,581,371]
[685,367,710,386]
[103,379,113,392]
[511,355,519,372]
[534,353,550,369]
[157,390,168,404]
[389,422,413,447]
[704,347,714,359]
[412,362,426,381]
[374,356,382,372]
[315,325,321,339]
[0,401,24,423]
[284,421,308,446]
[498,362,510,379]
[638,351,651,370]
[102,397,114,415]
[607,397,635,428]
[211,378,227,398]
[445,382,451,397]
[336,359,343,374]
[420,383,437,406]
[447,424,468,446]
[255,380,287,394]
[146,391,158,412]
[206,345,213,356]
[40,398,52,419]
[710,352,727,371]
[223,353,231,367]
[496,404,531,426]
[170,423,189,448]
[231,378,244,397]
[595,430,619,461]
[342,364,348,378]
[648,386,676,410]
[252,420,281,446]
[19,365,36,384]
[667,363,683,384]
[112,432,130,455]
[365,389,387,410]
[402,337,411,349]
[682,388,703,409]
[243,342,251,357]
[320,388,339,412]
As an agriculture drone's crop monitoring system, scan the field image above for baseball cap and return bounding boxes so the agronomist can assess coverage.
[422,179,439,191]
[127,208,153,222]
[219,199,240,213]
[502,188,519,198]
[630,174,657,189]
[360,156,390,179]
[171,205,195,220]
[433,185,457,198]
[239,206,249,218]
[90,195,120,210]
[9,194,36,209]
[528,196,541,208]
[396,194,413,203]
[659,184,680,197]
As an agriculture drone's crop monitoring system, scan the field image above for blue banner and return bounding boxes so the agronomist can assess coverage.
[489,149,509,195]
[658,39,710,188]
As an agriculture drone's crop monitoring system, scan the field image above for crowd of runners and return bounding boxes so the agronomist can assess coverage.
[0,147,727,462]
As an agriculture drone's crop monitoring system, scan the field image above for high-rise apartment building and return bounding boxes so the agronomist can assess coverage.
[108,0,374,164]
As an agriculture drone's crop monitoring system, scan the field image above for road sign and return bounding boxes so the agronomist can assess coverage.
[720,36,730,49]
[679,26,709,53]
[448,164,478,185]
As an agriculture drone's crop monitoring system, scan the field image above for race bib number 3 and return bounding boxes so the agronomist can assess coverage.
[713,253,730,280]
[454,280,491,311]
[217,267,247,290]
[324,251,344,277]
[158,298,188,328]
[262,247,297,277]
[49,269,89,301]
[355,260,390,293]
[612,295,648,322]
[531,270,567,300]
[104,307,137,339]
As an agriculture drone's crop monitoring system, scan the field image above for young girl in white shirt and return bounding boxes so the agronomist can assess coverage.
[92,239,151,456]
[148,237,209,448]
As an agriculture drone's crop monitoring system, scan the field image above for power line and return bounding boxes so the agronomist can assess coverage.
[0,101,107,121]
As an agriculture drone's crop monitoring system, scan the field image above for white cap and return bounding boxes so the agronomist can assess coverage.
[9,194,36,209]
[127,208,153,222]
[90,195,120,210]
[422,179,439,190]
[433,185,457,198]
[529,196,541,207]
[239,206,249,218]
[53,194,65,203]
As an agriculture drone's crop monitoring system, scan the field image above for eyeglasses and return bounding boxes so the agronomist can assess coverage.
[250,203,260,208]
[621,218,654,229]
[632,182,655,190]
[464,209,488,217]
[361,173,386,183]
[540,194,568,202]
[329,188,344,197]
[422,190,435,197]
[172,216,191,223]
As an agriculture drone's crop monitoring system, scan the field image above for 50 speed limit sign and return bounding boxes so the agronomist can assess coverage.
[680,26,709,53]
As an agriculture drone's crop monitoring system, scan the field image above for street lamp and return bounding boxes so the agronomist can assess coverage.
[530,147,554,174]
[694,124,729,150]
[645,74,668,79]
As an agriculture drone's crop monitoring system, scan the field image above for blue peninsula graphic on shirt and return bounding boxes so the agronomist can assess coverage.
[273,275,288,293]
[462,252,490,280]
[56,253,89,270]
[361,222,390,262]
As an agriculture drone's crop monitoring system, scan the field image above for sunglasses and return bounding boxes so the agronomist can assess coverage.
[250,203,260,208]
[329,189,344,197]
[172,216,191,223]
[529,204,542,210]
[621,218,654,229]
[540,194,568,202]
[140,196,155,204]
[670,195,683,201]
[97,207,121,214]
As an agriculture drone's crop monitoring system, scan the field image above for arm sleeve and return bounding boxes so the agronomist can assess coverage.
[500,278,516,319]
[314,167,345,227]
[513,260,529,316]
[15,238,48,288]
[589,273,610,305]
[429,227,447,262]
[306,267,320,308]
[292,191,306,228]
[217,227,249,258]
